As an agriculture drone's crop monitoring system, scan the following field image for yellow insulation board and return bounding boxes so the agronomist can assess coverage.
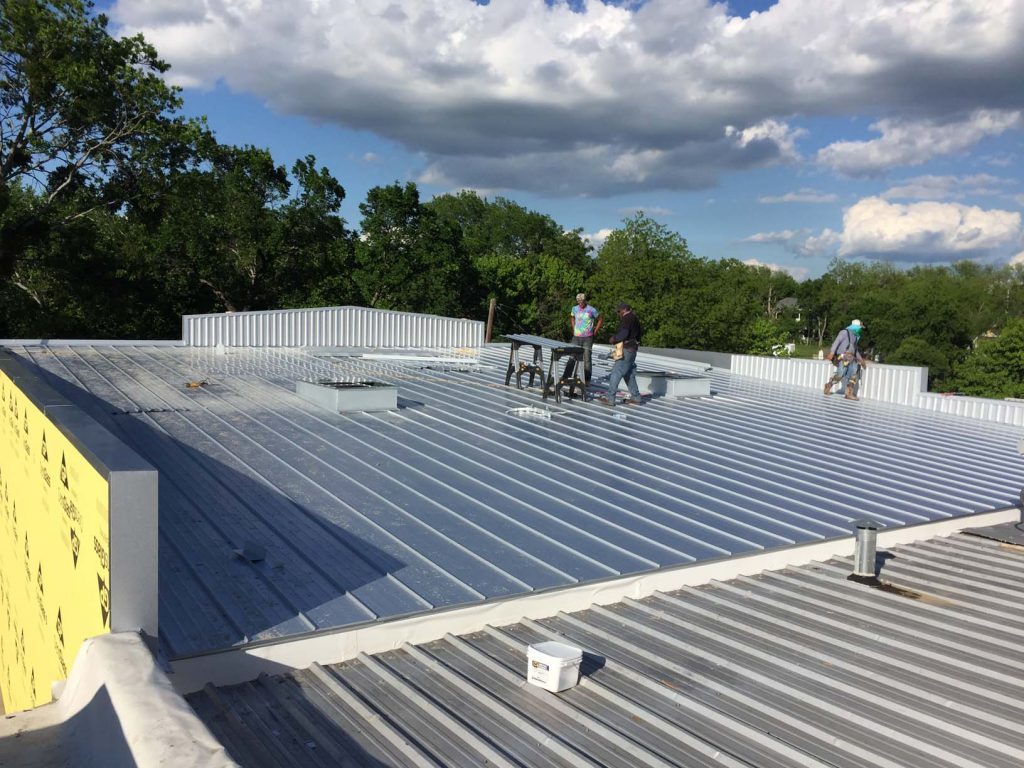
[0,371,110,712]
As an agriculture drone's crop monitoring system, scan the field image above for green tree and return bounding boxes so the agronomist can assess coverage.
[887,337,955,386]
[590,212,698,347]
[743,317,790,356]
[950,318,1024,398]
[279,156,356,308]
[0,0,196,279]
[428,191,590,336]
[132,147,353,319]
[355,182,474,317]
[699,259,797,352]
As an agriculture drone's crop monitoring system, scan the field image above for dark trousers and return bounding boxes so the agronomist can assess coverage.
[562,335,595,384]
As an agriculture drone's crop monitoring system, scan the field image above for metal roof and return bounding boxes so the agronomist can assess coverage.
[8,343,1024,658]
[186,532,1024,768]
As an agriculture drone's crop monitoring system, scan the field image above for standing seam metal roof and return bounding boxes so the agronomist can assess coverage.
[187,532,1024,768]
[9,343,1024,657]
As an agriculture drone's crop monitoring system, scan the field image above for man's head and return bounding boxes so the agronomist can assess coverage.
[850,318,865,336]
[576,292,587,306]
[616,302,631,316]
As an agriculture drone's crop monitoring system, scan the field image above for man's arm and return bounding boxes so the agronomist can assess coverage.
[829,334,843,357]
[594,314,604,336]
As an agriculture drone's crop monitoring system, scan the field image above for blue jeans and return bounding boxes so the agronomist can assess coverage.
[606,348,640,401]
[835,359,861,394]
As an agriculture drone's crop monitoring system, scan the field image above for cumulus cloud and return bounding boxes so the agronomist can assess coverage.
[800,228,841,258]
[759,188,838,204]
[1011,251,1024,265]
[744,196,1022,264]
[816,110,1023,177]
[584,228,615,250]
[724,119,805,162]
[741,258,809,280]
[111,0,1024,195]
[838,197,1021,261]
[881,174,1012,201]
[740,228,839,258]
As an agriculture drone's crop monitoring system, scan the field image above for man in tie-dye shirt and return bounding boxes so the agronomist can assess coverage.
[566,293,602,385]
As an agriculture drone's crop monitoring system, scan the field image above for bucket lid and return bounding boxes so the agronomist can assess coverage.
[529,641,583,662]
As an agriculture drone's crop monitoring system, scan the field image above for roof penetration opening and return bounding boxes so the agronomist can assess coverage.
[296,379,398,413]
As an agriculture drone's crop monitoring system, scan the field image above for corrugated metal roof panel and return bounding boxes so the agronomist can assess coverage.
[9,344,1024,657]
[187,533,1024,768]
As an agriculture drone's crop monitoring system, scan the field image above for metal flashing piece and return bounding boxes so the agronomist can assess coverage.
[505,406,565,419]
[295,379,397,413]
[232,542,266,563]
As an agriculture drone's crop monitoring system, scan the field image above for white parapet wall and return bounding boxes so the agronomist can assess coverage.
[729,353,1024,427]
[182,306,485,348]
[731,354,928,402]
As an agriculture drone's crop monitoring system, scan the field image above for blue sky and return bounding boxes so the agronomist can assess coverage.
[103,0,1024,280]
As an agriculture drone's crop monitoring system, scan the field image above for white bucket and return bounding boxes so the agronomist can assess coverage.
[526,641,583,692]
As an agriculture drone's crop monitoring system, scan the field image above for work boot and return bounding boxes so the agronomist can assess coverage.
[844,390,859,401]
[824,378,836,395]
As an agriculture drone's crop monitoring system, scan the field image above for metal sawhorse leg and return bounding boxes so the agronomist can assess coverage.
[504,341,543,390]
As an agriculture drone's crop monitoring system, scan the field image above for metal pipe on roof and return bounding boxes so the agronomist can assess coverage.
[852,519,880,580]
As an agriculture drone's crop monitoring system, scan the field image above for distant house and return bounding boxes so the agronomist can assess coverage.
[774,296,801,320]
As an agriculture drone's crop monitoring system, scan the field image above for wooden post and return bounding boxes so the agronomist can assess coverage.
[485,297,497,343]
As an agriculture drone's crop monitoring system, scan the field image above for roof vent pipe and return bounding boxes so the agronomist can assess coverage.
[848,518,881,584]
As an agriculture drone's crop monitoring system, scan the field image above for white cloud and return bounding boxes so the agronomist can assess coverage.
[361,152,379,163]
[741,258,809,280]
[725,119,806,162]
[618,206,673,217]
[740,228,838,258]
[111,0,1024,195]
[838,197,1022,261]
[984,154,1015,168]
[584,228,615,250]
[881,174,1012,201]
[816,110,1023,177]
[739,229,808,244]
[799,228,841,258]
[745,195,1023,264]
[1011,251,1024,265]
[759,188,838,204]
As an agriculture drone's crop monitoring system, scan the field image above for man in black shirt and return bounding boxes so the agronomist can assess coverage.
[600,303,643,406]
